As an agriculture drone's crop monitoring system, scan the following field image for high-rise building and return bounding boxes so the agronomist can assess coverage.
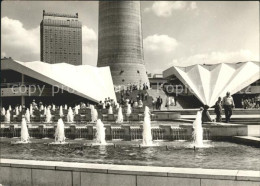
[40,10,82,65]
[97,1,149,85]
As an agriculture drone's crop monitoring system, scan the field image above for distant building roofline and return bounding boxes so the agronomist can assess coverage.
[172,61,260,68]
[43,10,78,18]
[1,57,12,60]
[147,73,163,79]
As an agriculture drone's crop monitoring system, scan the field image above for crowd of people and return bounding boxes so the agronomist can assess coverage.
[165,96,176,110]
[114,82,150,93]
[97,97,116,110]
[151,97,162,110]
[2,91,258,124]
[117,94,147,109]
[151,96,177,111]
[241,97,260,109]
[116,84,150,109]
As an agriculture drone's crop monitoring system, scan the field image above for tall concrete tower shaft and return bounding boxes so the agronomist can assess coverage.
[97,1,149,86]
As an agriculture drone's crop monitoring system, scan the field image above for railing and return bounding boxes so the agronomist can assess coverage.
[172,128,188,140]
[130,128,142,140]
[112,127,124,140]
[0,124,211,141]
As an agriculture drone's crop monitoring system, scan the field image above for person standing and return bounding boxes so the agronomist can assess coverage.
[158,96,163,110]
[98,101,103,109]
[32,99,37,109]
[130,98,134,107]
[136,94,139,101]
[174,95,178,106]
[243,98,249,109]
[156,97,159,110]
[202,105,212,123]
[141,92,144,101]
[214,97,222,122]
[222,92,235,123]
[256,95,260,106]
[144,92,148,101]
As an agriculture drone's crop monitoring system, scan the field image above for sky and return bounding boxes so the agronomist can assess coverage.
[1,1,259,74]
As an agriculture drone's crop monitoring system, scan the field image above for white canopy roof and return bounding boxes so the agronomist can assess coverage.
[163,62,260,107]
[1,58,116,103]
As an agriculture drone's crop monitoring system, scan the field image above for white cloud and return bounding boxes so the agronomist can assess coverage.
[1,17,40,60]
[171,50,259,67]
[145,1,187,17]
[82,25,98,66]
[144,34,178,53]
[190,2,197,10]
[82,25,97,45]
[1,17,98,66]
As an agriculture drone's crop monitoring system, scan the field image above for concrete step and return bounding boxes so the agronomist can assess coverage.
[147,89,182,110]
[115,90,153,108]
[230,121,260,125]
[232,136,260,147]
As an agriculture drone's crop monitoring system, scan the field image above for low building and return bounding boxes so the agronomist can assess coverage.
[147,73,168,89]
[163,61,260,108]
[1,58,116,108]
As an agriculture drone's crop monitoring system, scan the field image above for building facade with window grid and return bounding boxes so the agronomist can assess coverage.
[40,10,82,65]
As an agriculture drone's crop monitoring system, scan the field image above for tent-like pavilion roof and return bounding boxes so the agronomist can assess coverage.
[1,58,117,103]
[163,61,260,107]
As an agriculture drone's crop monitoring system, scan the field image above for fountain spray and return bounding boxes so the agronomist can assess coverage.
[108,106,113,114]
[45,107,52,123]
[25,109,30,123]
[192,108,204,147]
[116,106,124,123]
[142,106,153,146]
[54,118,66,143]
[95,119,106,145]
[90,105,98,122]
[59,106,63,116]
[67,107,74,123]
[2,107,6,116]
[5,110,10,123]
[21,117,30,143]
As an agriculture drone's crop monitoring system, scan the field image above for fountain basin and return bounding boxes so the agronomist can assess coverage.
[139,144,159,148]
[11,141,31,144]
[1,138,259,171]
[87,143,114,147]
[48,142,69,145]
